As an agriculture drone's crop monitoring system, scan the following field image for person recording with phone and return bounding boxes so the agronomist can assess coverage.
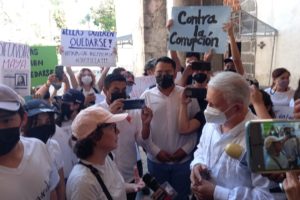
[94,73,148,200]
[190,72,275,200]
[35,72,70,104]
[282,99,300,200]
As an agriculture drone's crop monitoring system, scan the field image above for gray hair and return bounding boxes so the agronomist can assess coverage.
[208,71,250,106]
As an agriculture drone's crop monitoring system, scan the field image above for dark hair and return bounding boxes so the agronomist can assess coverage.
[104,74,126,90]
[112,67,126,75]
[249,89,275,118]
[185,52,200,60]
[294,79,300,101]
[271,68,290,88]
[155,56,176,70]
[23,112,55,136]
[73,126,104,159]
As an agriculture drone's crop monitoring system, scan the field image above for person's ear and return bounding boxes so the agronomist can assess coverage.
[20,112,28,128]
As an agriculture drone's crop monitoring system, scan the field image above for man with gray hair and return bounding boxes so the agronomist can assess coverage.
[190,72,276,200]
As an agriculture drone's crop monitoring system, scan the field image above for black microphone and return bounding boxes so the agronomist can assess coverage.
[142,173,177,200]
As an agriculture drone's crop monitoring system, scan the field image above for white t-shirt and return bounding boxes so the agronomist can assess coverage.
[0,137,59,200]
[141,85,199,163]
[46,138,64,171]
[66,156,126,200]
[264,87,295,106]
[52,123,78,179]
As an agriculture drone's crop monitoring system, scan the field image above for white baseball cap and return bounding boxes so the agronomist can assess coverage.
[264,136,284,149]
[0,84,21,112]
[72,106,128,141]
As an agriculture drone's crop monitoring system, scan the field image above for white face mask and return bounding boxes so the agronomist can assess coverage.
[81,75,92,85]
[204,105,233,124]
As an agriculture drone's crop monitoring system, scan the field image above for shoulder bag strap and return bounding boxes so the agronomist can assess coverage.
[78,161,113,200]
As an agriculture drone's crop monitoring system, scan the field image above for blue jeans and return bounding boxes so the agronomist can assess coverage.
[147,159,191,200]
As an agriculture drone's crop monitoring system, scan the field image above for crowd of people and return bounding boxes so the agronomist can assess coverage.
[1,20,300,200]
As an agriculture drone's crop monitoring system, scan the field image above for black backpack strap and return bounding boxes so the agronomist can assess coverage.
[93,87,99,94]
[78,160,113,200]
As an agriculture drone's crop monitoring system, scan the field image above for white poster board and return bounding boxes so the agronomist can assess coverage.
[61,29,117,67]
[0,41,31,96]
[168,6,231,53]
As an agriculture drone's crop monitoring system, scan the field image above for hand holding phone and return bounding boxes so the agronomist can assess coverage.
[184,88,207,99]
[55,65,64,81]
[246,120,300,173]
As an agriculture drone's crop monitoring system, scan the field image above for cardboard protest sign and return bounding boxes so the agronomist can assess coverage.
[30,46,58,87]
[61,29,116,67]
[273,105,294,119]
[169,6,231,53]
[130,76,156,98]
[0,41,31,96]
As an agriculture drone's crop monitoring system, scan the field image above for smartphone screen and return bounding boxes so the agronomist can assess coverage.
[55,65,64,81]
[184,88,207,99]
[191,61,211,71]
[123,99,145,110]
[246,120,300,173]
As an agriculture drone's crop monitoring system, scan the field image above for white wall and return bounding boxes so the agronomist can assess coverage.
[256,0,300,88]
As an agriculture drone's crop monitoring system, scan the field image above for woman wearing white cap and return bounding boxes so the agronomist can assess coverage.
[0,84,59,200]
[66,106,144,200]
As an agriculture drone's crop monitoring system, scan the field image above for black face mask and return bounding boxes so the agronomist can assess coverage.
[110,91,127,103]
[26,124,56,143]
[193,73,208,83]
[156,74,174,89]
[61,103,72,120]
[0,127,20,156]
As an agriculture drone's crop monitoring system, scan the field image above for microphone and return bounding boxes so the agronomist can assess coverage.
[142,173,177,200]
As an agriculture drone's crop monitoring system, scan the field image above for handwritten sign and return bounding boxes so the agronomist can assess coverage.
[273,105,294,119]
[61,29,117,67]
[30,46,58,87]
[168,6,231,53]
[130,76,156,99]
[0,41,30,96]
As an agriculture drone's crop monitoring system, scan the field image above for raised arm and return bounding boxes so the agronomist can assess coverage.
[179,89,201,134]
[97,66,110,92]
[224,22,244,75]
[65,66,78,89]
[167,19,183,73]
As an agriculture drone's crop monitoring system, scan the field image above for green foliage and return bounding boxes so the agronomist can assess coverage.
[82,0,116,31]
[53,9,66,29]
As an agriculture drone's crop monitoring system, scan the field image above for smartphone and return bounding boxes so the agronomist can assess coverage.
[55,65,64,81]
[246,119,300,173]
[123,99,145,110]
[191,61,211,71]
[184,88,207,99]
[111,92,127,103]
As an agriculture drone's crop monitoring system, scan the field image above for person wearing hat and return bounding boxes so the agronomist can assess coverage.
[0,84,59,199]
[53,89,85,181]
[265,135,289,170]
[23,99,65,200]
[66,106,145,200]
